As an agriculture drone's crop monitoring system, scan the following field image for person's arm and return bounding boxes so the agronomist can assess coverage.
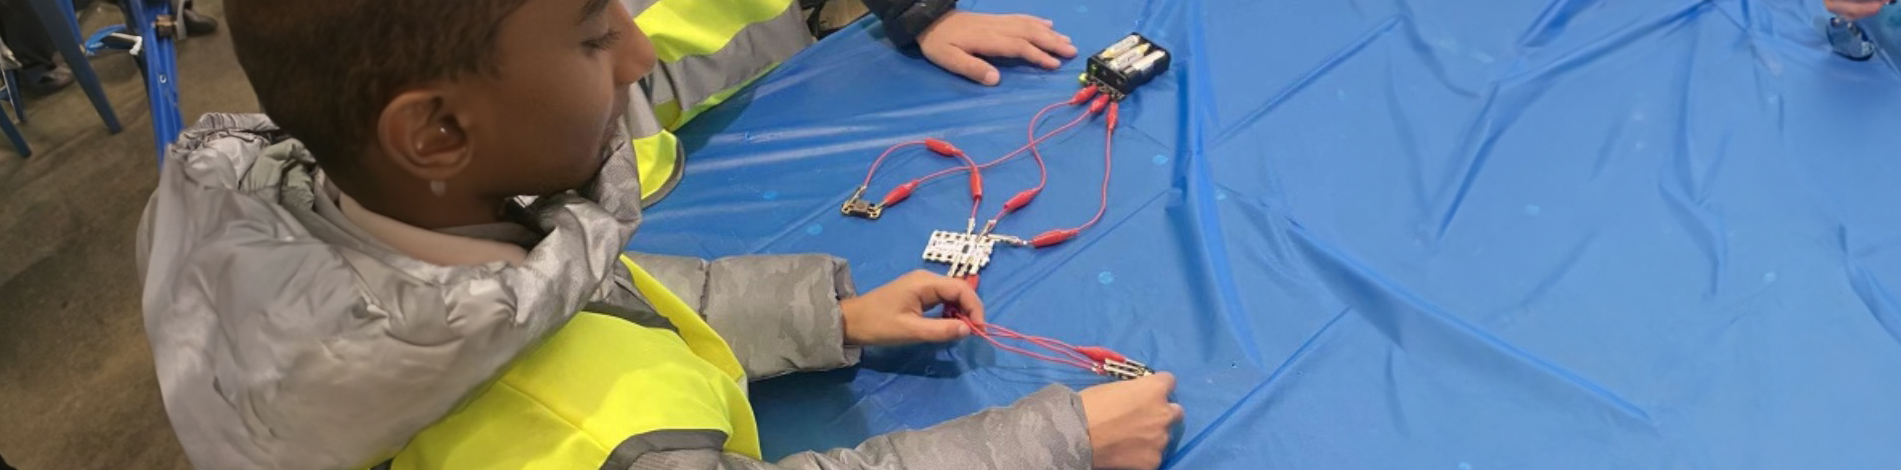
[628,252,991,380]
[627,252,862,379]
[620,252,1185,470]
[862,0,958,47]
[862,0,1078,86]
[610,385,1093,470]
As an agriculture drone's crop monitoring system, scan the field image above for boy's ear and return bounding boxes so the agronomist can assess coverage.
[376,89,472,183]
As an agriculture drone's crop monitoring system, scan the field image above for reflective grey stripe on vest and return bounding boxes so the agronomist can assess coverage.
[599,429,729,470]
[620,0,659,15]
[585,268,678,333]
[645,5,813,124]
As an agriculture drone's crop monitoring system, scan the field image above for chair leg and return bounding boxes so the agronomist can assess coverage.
[2,70,24,124]
[1,107,31,158]
[127,0,184,158]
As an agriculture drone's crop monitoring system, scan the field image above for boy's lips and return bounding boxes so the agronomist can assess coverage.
[598,107,626,158]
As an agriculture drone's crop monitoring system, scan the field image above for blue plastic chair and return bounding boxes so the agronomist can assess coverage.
[119,0,185,160]
[1,67,29,157]
[18,0,123,136]
[11,0,183,163]
[77,0,184,160]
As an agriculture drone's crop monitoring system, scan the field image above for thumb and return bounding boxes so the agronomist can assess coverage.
[928,46,1002,85]
[902,316,974,342]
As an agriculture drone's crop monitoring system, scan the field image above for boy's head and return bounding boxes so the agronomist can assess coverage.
[228,0,655,228]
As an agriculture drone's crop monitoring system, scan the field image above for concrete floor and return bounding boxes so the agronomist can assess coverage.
[0,1,253,467]
[0,1,869,468]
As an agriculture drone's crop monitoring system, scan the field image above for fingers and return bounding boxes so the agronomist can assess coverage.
[920,12,1073,83]
[1017,42,1064,70]
[1138,371,1178,396]
[1851,4,1885,20]
[1027,31,1078,60]
[901,316,975,342]
[905,270,986,323]
[925,44,1002,85]
[896,271,986,323]
[1010,13,1054,28]
[1011,15,1077,59]
[963,25,1064,70]
[1834,1,1887,20]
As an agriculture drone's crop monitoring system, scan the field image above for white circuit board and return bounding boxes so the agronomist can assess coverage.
[923,230,999,277]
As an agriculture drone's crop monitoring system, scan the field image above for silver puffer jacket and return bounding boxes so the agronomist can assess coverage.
[136,114,1089,470]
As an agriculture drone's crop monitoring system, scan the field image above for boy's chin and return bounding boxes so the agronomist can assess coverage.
[522,141,618,197]
[559,149,617,193]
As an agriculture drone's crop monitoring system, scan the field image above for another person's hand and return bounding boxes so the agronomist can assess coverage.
[840,270,983,346]
[1828,0,1890,21]
[1079,373,1183,470]
[917,11,1079,86]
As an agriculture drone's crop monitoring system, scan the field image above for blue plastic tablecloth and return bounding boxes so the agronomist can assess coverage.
[630,0,1901,467]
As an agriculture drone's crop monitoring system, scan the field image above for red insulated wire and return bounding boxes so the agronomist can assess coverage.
[863,140,929,187]
[1080,124,1116,230]
[1028,104,1121,248]
[942,270,1118,373]
[976,332,1097,370]
[861,101,1078,216]
[953,311,1096,366]
[1061,106,1119,233]
[984,98,1065,225]
[959,316,1097,370]
[985,326,1094,365]
[942,293,1095,368]
[993,324,1085,352]
[952,152,983,221]
[916,103,1090,185]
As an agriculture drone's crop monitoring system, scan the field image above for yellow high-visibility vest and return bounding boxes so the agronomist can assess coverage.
[386,256,760,469]
[628,0,813,205]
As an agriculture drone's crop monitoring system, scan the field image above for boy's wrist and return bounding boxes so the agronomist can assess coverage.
[889,0,958,45]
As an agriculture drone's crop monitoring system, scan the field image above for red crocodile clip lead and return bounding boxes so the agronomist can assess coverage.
[1076,346,1127,363]
[968,174,984,201]
[1003,189,1040,213]
[925,138,963,157]
[1071,85,1100,105]
[1031,229,1080,247]
[1089,95,1110,114]
[924,138,982,201]
[881,181,919,207]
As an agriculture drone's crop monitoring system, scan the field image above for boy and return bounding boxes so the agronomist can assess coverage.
[137,1,1180,469]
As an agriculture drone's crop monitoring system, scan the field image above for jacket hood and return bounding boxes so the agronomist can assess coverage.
[136,113,646,469]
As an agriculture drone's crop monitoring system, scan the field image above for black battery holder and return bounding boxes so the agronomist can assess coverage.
[1084,33,1171,100]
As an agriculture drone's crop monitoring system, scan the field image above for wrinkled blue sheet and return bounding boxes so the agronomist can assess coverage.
[629,0,1901,467]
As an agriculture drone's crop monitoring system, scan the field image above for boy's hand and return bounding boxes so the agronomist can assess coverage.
[841,271,984,346]
[1829,0,1891,21]
[1079,373,1183,470]
[917,11,1079,86]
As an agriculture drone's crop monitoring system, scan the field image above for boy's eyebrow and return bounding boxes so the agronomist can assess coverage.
[579,0,613,24]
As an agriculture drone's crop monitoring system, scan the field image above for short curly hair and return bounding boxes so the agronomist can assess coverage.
[227,0,533,179]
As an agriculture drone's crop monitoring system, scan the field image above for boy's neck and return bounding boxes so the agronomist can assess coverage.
[354,190,507,230]
[338,194,529,267]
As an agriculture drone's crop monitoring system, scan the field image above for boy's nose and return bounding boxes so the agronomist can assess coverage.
[615,18,657,86]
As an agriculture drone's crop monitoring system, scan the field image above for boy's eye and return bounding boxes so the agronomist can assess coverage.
[583,29,623,52]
